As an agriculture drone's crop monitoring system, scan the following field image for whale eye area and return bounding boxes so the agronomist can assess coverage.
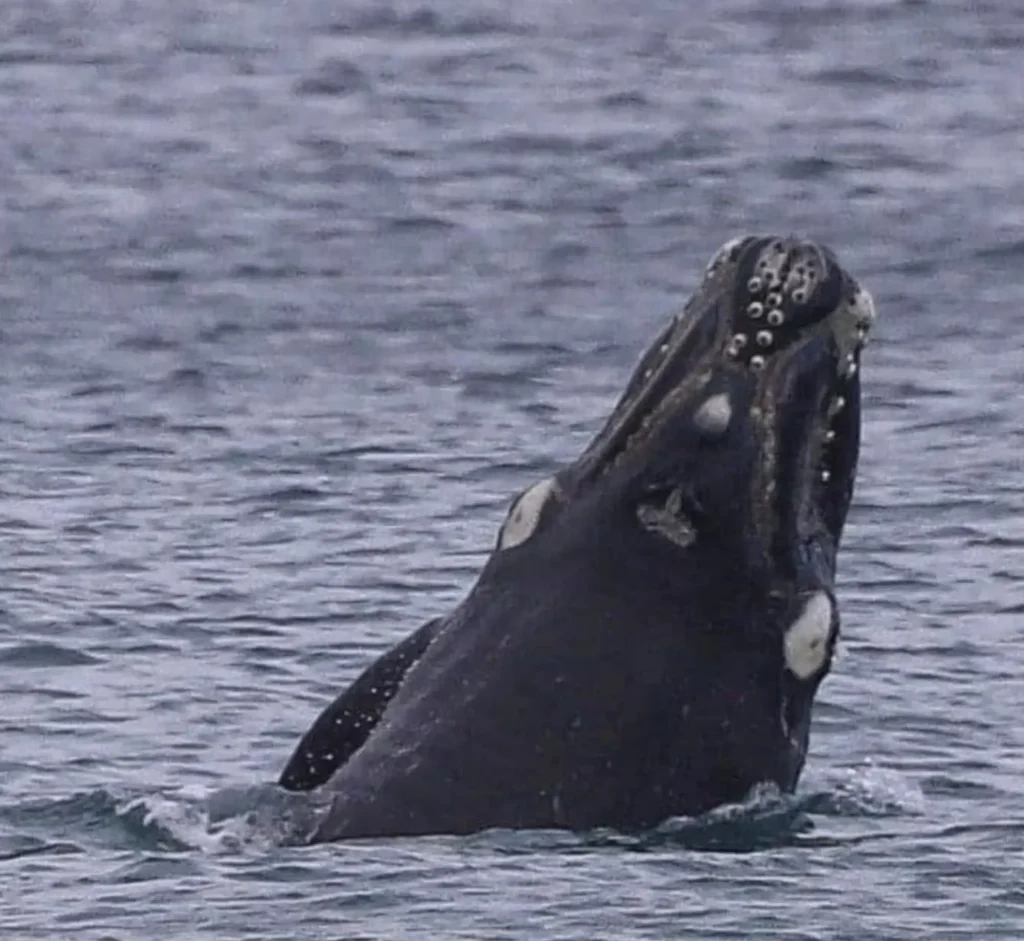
[497,477,558,551]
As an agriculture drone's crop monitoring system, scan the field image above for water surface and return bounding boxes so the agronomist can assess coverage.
[4,0,1024,937]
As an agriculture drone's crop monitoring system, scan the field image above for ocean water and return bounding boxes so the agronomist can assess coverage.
[3,0,1024,937]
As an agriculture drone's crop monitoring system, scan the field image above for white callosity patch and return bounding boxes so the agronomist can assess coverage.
[832,284,878,379]
[703,235,746,277]
[693,392,732,437]
[636,487,696,549]
[498,477,557,550]
[782,243,825,304]
[783,592,835,680]
[747,239,789,293]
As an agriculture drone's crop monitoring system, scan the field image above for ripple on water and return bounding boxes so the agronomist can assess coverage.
[4,0,1024,938]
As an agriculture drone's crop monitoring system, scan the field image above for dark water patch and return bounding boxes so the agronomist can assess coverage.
[164,366,208,389]
[422,48,530,80]
[0,515,41,531]
[245,485,330,508]
[883,255,940,277]
[120,641,182,655]
[746,0,929,28]
[973,238,1024,263]
[0,834,81,863]
[389,300,472,331]
[168,422,231,438]
[218,612,342,629]
[227,860,340,883]
[294,59,369,97]
[68,381,128,398]
[459,457,562,482]
[0,642,100,667]
[599,89,650,110]
[83,414,165,434]
[622,129,728,168]
[195,589,248,605]
[777,155,840,181]
[458,369,547,401]
[230,262,308,280]
[108,853,205,884]
[395,93,469,124]
[321,6,529,38]
[922,775,1009,800]
[63,440,176,458]
[196,320,244,344]
[384,213,459,234]
[0,50,48,67]
[108,264,187,284]
[494,339,573,358]
[810,65,940,91]
[174,39,273,58]
[467,132,611,158]
[133,600,187,616]
[114,331,180,353]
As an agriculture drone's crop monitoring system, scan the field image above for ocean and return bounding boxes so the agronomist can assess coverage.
[3,0,1024,937]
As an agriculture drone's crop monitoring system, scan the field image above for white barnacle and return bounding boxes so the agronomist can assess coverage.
[693,392,732,437]
[726,334,748,359]
[783,592,834,680]
[498,477,558,550]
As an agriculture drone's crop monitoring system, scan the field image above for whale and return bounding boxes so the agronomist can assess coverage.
[278,234,878,842]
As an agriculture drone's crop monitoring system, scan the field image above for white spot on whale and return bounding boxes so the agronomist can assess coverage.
[783,592,834,680]
[693,392,732,437]
[498,477,557,550]
[637,488,696,549]
[704,235,746,275]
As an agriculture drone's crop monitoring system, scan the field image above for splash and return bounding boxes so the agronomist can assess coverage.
[0,784,327,858]
[0,761,924,860]
[802,759,927,817]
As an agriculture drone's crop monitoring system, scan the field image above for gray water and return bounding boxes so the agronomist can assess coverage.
[3,0,1024,937]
